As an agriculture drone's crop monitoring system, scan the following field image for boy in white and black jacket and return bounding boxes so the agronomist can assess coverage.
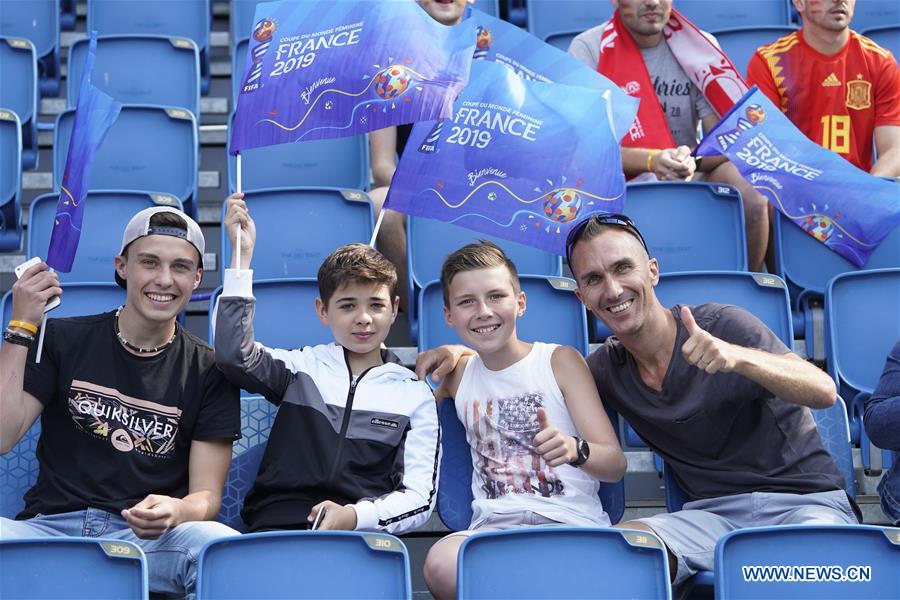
[214,194,440,534]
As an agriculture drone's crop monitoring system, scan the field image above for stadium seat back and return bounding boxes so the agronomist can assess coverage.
[208,278,332,350]
[826,268,900,402]
[68,35,201,119]
[714,525,900,598]
[862,25,899,59]
[196,531,412,599]
[774,195,900,306]
[849,0,900,34]
[54,105,199,217]
[0,0,60,95]
[457,528,672,599]
[87,0,210,57]
[526,1,613,43]
[624,182,748,273]
[217,394,275,530]
[437,399,625,531]
[676,0,791,31]
[0,36,38,169]
[0,538,148,599]
[220,187,373,280]
[0,420,40,519]
[471,0,499,17]
[418,275,587,354]
[227,113,369,192]
[28,191,183,283]
[712,26,798,77]
[231,0,262,47]
[0,110,21,251]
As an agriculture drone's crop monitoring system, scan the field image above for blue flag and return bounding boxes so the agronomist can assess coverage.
[465,7,637,141]
[229,0,475,154]
[46,32,122,273]
[696,87,899,267]
[384,60,629,256]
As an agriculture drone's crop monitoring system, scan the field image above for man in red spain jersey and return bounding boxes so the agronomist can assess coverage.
[747,0,900,177]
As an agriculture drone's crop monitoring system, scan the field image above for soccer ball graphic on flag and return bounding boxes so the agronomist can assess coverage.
[374,66,413,99]
[543,189,583,223]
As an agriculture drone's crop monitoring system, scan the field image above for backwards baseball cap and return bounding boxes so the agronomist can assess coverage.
[115,206,205,289]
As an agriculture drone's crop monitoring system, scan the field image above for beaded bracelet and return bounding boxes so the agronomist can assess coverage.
[3,329,34,347]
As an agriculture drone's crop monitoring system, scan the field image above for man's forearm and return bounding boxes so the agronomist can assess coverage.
[731,346,836,408]
[0,344,30,454]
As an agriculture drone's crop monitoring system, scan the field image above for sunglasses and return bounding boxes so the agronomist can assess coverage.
[564,213,650,266]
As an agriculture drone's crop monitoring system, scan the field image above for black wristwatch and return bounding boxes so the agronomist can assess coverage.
[570,436,590,467]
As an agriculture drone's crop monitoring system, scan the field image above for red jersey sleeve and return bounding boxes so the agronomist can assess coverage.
[746,51,781,106]
[873,51,900,127]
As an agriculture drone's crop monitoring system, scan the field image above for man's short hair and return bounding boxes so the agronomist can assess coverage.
[317,243,398,306]
[439,240,520,307]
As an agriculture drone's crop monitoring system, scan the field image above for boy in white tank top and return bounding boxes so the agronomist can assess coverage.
[422,241,626,600]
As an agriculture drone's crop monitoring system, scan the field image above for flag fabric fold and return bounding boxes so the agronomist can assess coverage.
[46,31,122,273]
[384,60,629,257]
[229,0,476,153]
[696,87,900,267]
[465,7,638,141]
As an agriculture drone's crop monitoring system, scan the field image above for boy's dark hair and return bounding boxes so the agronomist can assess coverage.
[439,240,520,307]
[317,243,398,306]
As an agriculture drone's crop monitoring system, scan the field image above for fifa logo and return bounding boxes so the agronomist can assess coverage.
[715,104,766,151]
[241,18,277,94]
[417,119,444,154]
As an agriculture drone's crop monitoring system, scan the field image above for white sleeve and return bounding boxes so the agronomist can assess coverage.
[351,382,441,535]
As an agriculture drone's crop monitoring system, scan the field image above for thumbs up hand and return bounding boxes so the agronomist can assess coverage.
[533,407,577,467]
[680,306,735,374]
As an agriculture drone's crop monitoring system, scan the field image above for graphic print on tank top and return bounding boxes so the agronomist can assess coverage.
[467,390,565,499]
[68,380,181,457]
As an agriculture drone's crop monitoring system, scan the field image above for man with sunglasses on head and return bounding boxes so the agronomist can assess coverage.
[0,207,241,599]
[565,214,859,585]
[418,214,860,586]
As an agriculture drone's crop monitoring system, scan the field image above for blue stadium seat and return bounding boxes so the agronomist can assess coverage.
[0,36,38,169]
[773,208,900,350]
[0,110,22,251]
[87,0,211,94]
[624,182,749,274]
[417,275,587,354]
[68,35,200,119]
[217,394,274,531]
[1,283,126,329]
[27,191,183,283]
[226,112,369,193]
[677,0,792,31]
[407,217,561,342]
[0,538,148,599]
[826,268,900,470]
[714,525,900,599]
[196,531,412,599]
[711,26,798,77]
[526,0,613,45]
[471,0,499,17]
[850,0,900,33]
[0,421,39,519]
[0,0,60,96]
[231,0,262,47]
[208,278,332,349]
[220,187,373,280]
[457,528,672,599]
[437,399,625,532]
[60,0,76,30]
[545,30,579,51]
[54,105,199,218]
[863,25,900,59]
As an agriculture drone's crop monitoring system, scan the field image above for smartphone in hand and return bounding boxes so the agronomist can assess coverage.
[311,507,327,530]
[15,257,60,313]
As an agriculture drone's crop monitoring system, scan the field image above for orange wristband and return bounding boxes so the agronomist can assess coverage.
[647,149,660,173]
[8,319,38,334]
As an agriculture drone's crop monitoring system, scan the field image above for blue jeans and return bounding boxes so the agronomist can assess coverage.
[0,508,238,599]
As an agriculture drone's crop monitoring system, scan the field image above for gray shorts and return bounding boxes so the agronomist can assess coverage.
[636,490,858,585]
[443,510,564,540]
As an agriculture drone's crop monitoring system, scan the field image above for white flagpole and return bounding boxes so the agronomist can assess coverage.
[369,209,385,248]
[235,153,242,273]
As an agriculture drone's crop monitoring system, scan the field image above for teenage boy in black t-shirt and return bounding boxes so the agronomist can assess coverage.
[0,207,241,599]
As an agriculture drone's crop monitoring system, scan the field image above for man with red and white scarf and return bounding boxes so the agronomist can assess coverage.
[570,0,771,271]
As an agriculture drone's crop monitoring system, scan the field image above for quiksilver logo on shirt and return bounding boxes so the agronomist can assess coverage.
[371,417,399,429]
